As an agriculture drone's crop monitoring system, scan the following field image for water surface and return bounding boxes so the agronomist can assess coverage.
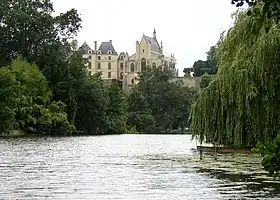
[0,134,279,199]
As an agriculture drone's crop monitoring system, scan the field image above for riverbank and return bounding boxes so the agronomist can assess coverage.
[0,129,191,138]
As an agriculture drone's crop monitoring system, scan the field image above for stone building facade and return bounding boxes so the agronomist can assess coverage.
[73,29,177,91]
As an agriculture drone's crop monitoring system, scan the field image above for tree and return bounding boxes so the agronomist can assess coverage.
[191,5,280,148]
[130,68,196,133]
[206,46,218,74]
[191,45,218,77]
[75,73,109,134]
[232,0,280,24]
[0,59,71,134]
[193,60,210,77]
[0,0,81,67]
[127,87,156,133]
[104,84,128,134]
[183,67,193,76]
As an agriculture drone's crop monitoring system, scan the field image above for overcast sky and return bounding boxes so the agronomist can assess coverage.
[53,0,237,76]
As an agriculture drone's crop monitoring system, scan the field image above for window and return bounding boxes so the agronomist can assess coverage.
[141,58,146,71]
[98,62,101,69]
[108,72,111,78]
[120,72,124,79]
[130,63,135,72]
[98,50,101,54]
[108,56,111,60]
[98,56,101,60]
[108,50,112,54]
[120,56,123,60]
[131,79,135,85]
[108,62,111,70]
[143,49,144,53]
[88,62,92,69]
[120,63,124,70]
[88,50,92,54]
[88,55,92,59]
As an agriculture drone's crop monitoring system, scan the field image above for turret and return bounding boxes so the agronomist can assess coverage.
[153,28,156,39]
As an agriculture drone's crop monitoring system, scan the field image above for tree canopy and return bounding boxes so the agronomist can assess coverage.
[128,68,197,133]
[191,4,280,147]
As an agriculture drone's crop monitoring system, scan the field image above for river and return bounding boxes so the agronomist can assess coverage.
[0,134,280,199]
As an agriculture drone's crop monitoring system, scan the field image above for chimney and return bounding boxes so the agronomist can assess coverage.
[72,39,78,51]
[109,40,112,43]
[94,41,97,51]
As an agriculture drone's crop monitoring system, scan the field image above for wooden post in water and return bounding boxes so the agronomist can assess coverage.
[214,142,217,160]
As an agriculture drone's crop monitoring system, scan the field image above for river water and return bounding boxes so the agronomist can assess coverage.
[0,134,280,200]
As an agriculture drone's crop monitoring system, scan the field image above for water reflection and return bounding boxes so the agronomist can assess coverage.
[0,135,279,199]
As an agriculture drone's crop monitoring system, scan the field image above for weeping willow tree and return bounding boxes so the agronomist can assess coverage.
[191,5,280,148]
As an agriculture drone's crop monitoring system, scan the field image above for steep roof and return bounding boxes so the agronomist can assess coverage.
[79,42,92,54]
[143,35,162,53]
[98,41,117,55]
[129,53,136,61]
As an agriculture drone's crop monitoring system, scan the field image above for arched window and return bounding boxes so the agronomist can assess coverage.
[108,50,112,54]
[98,50,102,54]
[131,79,135,85]
[141,58,146,71]
[152,62,156,70]
[130,63,135,72]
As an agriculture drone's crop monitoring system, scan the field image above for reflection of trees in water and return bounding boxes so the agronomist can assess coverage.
[195,164,280,198]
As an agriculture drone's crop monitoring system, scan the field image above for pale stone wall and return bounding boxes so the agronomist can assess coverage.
[172,76,202,88]
[96,54,118,79]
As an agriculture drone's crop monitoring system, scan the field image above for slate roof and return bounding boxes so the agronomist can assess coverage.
[143,35,162,53]
[79,42,92,54]
[119,52,129,58]
[98,41,117,55]
[129,53,136,61]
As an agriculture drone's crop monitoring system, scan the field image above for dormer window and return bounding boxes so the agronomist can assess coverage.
[98,50,102,54]
[88,50,92,54]
[108,50,112,54]
[120,56,123,60]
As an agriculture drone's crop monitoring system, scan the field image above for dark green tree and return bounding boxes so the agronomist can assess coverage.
[127,87,156,133]
[0,59,71,134]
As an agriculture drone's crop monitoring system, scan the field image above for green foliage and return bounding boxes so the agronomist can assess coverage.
[200,74,215,89]
[192,45,218,77]
[252,134,280,176]
[183,67,193,76]
[0,59,71,134]
[128,68,196,133]
[0,0,195,136]
[0,68,18,131]
[127,87,156,132]
[191,5,280,147]
[105,84,128,134]
[232,0,280,26]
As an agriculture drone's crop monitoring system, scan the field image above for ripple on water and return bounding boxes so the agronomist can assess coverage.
[0,135,280,200]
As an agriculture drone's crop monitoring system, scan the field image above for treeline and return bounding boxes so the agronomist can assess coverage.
[0,0,195,135]
[191,1,280,175]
